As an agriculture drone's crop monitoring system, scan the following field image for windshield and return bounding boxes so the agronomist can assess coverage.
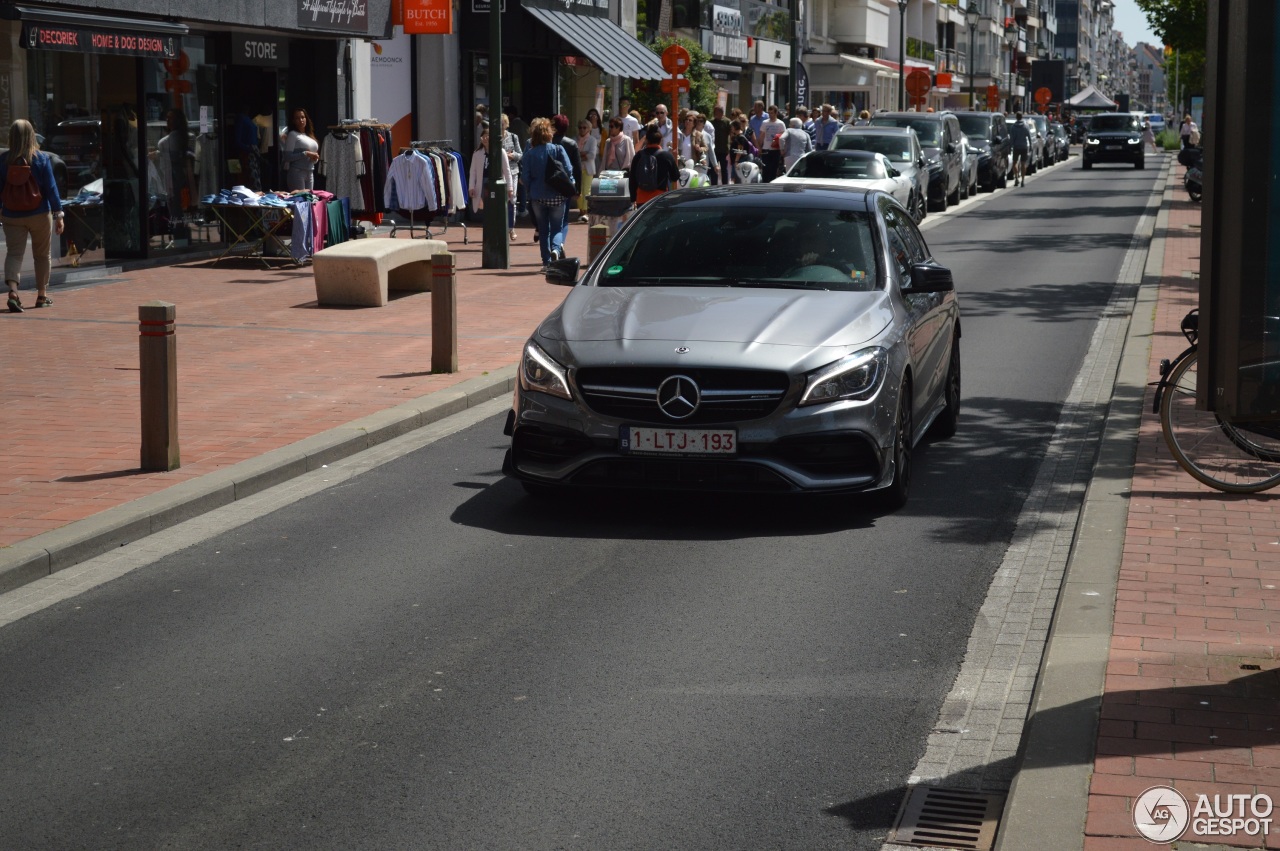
[788,153,886,180]
[957,115,991,140]
[598,206,880,292]
[1030,116,1047,132]
[831,133,914,162]
[1091,115,1140,132]
[868,117,941,146]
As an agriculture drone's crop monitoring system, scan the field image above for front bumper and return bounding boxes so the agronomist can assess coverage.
[1084,140,1142,164]
[505,379,900,495]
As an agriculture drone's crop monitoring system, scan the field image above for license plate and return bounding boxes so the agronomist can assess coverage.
[621,426,737,455]
[1105,145,1122,150]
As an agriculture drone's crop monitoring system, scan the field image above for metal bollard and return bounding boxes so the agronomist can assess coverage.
[139,301,180,471]
[588,224,608,264]
[431,252,458,374]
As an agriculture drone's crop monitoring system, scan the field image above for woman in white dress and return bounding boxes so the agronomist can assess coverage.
[576,117,599,220]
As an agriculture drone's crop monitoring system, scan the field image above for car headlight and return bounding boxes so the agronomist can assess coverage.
[1126,137,1140,144]
[799,347,887,407]
[1086,137,1100,145]
[520,339,572,400]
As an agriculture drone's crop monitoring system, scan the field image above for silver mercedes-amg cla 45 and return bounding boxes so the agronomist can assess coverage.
[502,184,961,509]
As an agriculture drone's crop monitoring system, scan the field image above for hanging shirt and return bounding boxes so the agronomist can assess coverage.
[384,150,438,211]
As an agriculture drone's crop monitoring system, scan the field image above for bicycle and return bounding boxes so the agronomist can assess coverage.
[1152,309,1280,493]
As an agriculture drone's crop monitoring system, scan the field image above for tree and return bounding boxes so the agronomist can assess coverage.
[1134,0,1207,52]
[631,35,717,119]
[1165,49,1204,117]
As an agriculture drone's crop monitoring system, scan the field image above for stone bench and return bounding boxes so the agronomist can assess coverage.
[312,238,448,307]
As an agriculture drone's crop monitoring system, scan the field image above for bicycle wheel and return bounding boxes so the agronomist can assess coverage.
[1160,350,1280,493]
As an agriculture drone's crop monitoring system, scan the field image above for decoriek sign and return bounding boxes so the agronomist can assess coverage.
[21,23,178,58]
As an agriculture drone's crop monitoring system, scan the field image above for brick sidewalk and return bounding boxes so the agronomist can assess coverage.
[0,221,584,549]
[1084,170,1280,849]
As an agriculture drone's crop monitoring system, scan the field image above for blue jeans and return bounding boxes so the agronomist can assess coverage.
[530,200,565,264]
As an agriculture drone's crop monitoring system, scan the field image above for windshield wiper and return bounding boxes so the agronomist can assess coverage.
[730,279,832,291]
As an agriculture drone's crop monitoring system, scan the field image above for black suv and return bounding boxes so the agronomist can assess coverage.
[951,111,1009,192]
[868,111,964,211]
[1082,113,1145,170]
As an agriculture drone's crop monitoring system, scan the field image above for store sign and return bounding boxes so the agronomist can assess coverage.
[404,0,452,33]
[231,35,290,67]
[21,23,178,58]
[712,5,744,36]
[471,0,507,12]
[297,0,371,34]
[700,28,748,62]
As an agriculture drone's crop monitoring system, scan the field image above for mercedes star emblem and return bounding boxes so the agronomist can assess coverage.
[675,346,690,354]
[656,375,700,420]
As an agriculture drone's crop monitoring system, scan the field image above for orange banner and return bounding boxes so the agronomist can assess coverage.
[403,0,452,34]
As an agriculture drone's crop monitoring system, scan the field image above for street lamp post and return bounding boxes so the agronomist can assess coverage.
[966,2,979,110]
[897,0,908,111]
[1005,24,1017,113]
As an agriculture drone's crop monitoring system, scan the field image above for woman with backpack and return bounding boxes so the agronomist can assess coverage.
[3,119,63,313]
[519,117,576,269]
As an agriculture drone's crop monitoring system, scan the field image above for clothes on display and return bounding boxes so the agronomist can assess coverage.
[384,141,469,241]
[194,131,221,199]
[320,127,366,212]
[201,186,352,265]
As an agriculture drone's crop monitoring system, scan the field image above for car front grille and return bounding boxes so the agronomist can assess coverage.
[575,367,790,425]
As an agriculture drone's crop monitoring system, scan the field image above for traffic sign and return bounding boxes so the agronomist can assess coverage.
[906,68,931,98]
[1034,86,1052,105]
[660,76,690,93]
[986,84,1000,110]
[661,44,690,75]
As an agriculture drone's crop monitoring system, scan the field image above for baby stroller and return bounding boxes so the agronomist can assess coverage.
[587,170,633,238]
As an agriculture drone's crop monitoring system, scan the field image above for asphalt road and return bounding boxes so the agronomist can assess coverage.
[0,156,1163,850]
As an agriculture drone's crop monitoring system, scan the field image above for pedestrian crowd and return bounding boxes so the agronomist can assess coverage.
[468,99,861,269]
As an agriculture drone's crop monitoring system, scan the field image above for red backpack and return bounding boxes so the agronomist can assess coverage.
[4,155,43,212]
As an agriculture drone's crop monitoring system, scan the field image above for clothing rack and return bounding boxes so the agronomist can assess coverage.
[388,140,468,243]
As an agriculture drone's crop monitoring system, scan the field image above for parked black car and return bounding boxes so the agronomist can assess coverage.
[868,111,964,211]
[952,111,1009,192]
[1082,113,1145,169]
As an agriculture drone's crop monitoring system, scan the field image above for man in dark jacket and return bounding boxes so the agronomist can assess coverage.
[628,126,680,206]
[552,114,583,243]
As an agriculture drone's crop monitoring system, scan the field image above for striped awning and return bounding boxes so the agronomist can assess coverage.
[523,7,667,81]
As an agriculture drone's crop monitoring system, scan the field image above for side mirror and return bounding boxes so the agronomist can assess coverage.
[544,256,581,286]
[945,143,956,154]
[905,263,954,294]
[993,135,1003,145]
[916,157,927,169]
[887,166,901,177]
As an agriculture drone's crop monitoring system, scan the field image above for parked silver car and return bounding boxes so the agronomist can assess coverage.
[503,185,962,509]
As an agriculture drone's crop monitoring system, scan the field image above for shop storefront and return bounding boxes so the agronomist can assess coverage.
[701,2,748,110]
[0,1,390,274]
[459,0,664,141]
[805,53,894,117]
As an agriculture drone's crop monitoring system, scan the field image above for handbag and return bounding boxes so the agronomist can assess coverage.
[544,146,576,197]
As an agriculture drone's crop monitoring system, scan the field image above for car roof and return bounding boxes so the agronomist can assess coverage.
[871,111,950,120]
[647,184,882,213]
[836,125,914,137]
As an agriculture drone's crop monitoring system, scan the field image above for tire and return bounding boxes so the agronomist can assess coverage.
[914,191,928,223]
[877,381,914,510]
[1160,350,1280,493]
[1187,186,1202,203]
[1136,158,1145,170]
[1083,159,1092,170]
[959,177,968,201]
[998,166,1008,189]
[931,335,960,440]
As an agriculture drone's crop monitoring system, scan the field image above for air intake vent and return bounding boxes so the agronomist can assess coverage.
[890,786,1005,850]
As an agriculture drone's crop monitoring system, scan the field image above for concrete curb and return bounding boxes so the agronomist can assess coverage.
[995,156,1176,850]
[0,367,517,595]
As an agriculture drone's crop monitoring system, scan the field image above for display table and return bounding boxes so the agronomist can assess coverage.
[203,203,298,268]
[62,203,105,254]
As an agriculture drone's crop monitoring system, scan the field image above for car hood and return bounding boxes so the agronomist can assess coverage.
[546,285,894,349]
[1089,130,1140,140]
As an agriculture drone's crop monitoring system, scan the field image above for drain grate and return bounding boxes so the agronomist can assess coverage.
[890,786,1006,850]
